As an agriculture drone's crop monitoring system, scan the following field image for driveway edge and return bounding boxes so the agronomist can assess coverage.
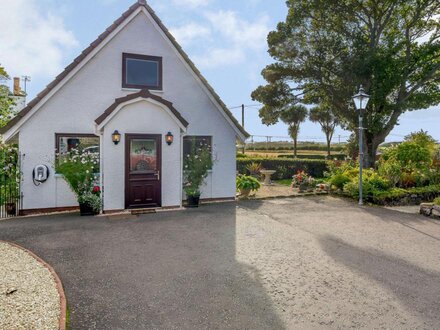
[0,240,67,330]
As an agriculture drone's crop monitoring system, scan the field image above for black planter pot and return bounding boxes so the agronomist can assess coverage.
[5,203,16,216]
[186,195,201,208]
[79,202,97,216]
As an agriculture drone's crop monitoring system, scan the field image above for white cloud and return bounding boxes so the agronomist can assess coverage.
[170,23,211,45]
[191,10,270,69]
[193,47,245,68]
[172,0,212,8]
[0,0,78,78]
[205,10,270,50]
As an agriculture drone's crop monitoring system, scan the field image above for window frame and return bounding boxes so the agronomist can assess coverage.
[55,133,101,175]
[183,135,213,170]
[122,53,163,90]
[55,133,99,155]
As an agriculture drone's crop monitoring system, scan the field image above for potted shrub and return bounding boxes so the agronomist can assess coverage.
[55,148,101,216]
[236,175,261,198]
[183,140,213,207]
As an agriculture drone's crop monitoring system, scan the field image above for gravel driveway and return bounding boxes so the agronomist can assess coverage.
[0,196,439,329]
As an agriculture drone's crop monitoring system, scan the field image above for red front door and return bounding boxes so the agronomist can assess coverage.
[125,134,161,208]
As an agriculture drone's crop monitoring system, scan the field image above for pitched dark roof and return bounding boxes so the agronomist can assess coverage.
[0,0,249,138]
[95,89,189,127]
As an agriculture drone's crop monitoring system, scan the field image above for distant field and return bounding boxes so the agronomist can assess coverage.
[245,150,330,157]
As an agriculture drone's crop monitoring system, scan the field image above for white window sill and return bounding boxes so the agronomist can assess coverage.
[122,88,164,94]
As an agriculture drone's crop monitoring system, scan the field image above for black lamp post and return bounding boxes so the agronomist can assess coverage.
[352,85,370,205]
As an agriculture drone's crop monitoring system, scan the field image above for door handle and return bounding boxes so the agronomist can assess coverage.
[155,171,160,181]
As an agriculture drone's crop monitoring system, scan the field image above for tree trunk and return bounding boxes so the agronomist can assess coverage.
[326,137,331,158]
[293,138,298,157]
[363,136,381,168]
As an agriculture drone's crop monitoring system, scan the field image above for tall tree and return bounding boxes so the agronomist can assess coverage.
[280,105,308,157]
[252,0,440,167]
[0,65,16,128]
[309,105,339,157]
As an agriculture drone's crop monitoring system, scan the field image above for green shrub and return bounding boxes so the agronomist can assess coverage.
[434,197,440,206]
[343,172,390,199]
[371,185,440,206]
[329,173,351,190]
[236,153,248,158]
[237,158,328,180]
[245,162,262,177]
[236,175,261,192]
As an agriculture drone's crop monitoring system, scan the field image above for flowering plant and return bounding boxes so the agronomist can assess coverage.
[183,139,213,197]
[78,186,101,213]
[291,170,315,189]
[55,148,101,211]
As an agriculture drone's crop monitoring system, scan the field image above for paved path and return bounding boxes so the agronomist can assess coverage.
[0,196,439,329]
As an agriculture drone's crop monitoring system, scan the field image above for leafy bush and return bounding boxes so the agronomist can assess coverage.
[0,144,20,205]
[378,132,439,188]
[343,172,390,199]
[236,153,248,158]
[55,149,100,197]
[371,185,440,206]
[434,197,440,206]
[236,175,261,192]
[183,141,213,197]
[245,162,262,177]
[329,173,351,190]
[237,158,328,180]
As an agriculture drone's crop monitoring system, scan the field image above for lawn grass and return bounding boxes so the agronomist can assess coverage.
[275,179,292,186]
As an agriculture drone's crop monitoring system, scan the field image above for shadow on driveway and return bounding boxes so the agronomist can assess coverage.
[0,204,285,329]
[319,235,440,327]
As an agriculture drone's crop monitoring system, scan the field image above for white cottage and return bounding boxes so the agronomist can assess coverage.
[0,0,247,214]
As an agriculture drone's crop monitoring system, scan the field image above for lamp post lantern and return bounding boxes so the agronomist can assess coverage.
[352,85,370,205]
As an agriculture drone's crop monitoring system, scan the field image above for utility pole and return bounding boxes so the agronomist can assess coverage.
[241,104,246,154]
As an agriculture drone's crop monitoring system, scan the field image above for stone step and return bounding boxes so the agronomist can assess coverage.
[130,208,157,215]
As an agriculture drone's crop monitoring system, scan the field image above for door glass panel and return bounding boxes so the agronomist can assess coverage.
[130,139,157,172]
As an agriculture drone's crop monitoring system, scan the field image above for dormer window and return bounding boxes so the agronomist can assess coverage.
[122,53,162,90]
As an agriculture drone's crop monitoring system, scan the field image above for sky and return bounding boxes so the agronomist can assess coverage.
[0,0,438,143]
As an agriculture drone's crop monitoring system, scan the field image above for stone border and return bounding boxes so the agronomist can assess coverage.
[0,241,67,330]
[420,203,440,218]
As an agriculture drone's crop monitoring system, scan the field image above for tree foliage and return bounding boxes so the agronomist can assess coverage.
[252,0,440,166]
[309,104,339,156]
[0,65,16,128]
[280,105,308,156]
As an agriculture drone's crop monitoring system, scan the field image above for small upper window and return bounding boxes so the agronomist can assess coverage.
[122,53,162,90]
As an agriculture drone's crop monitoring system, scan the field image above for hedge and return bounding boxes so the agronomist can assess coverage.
[277,154,346,160]
[245,145,345,152]
[237,157,328,179]
[369,184,440,206]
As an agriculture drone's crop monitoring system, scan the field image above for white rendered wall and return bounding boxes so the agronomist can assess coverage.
[102,100,182,210]
[17,10,236,211]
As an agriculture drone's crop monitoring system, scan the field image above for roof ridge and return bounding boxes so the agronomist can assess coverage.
[0,1,248,139]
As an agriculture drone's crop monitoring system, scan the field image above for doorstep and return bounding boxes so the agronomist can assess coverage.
[101,206,183,217]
